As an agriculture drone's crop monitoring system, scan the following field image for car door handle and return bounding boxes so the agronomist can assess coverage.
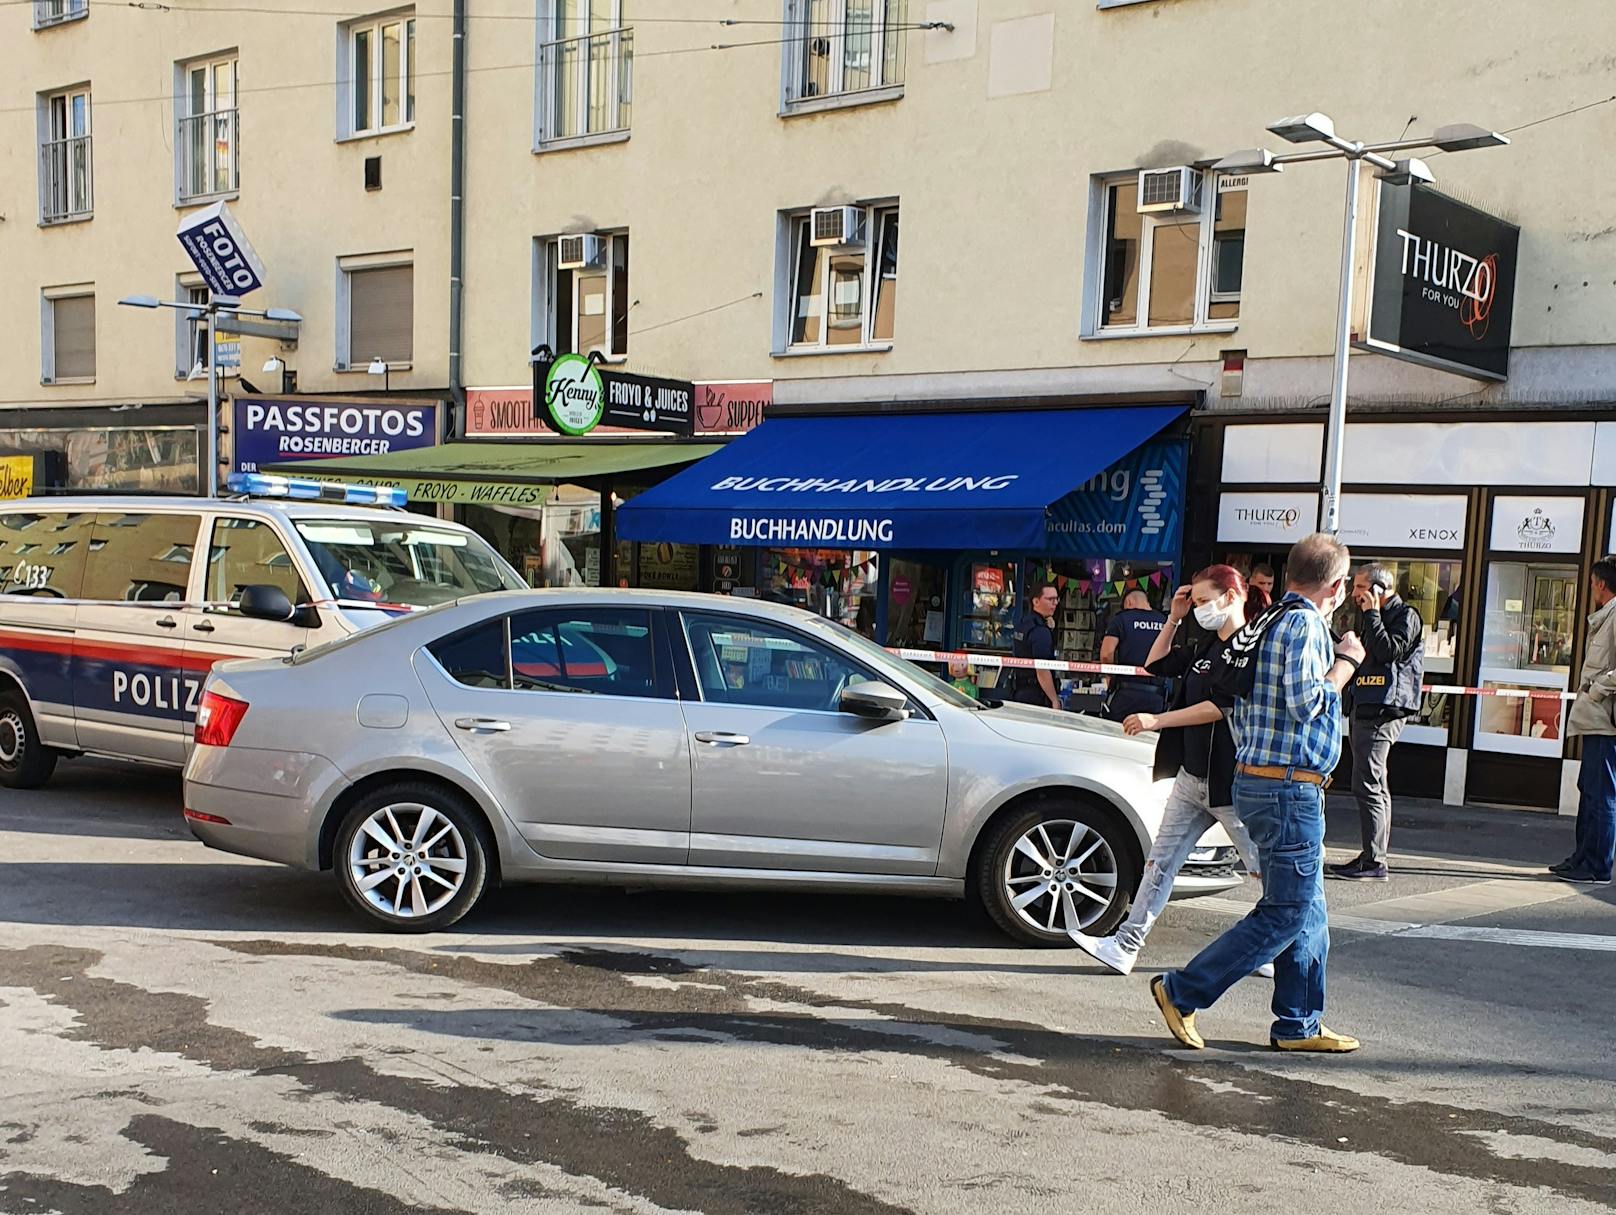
[454,717,512,733]
[694,731,749,746]
[192,620,216,633]
[155,615,178,629]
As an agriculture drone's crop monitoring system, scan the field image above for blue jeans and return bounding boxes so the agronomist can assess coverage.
[1573,734,1616,881]
[1163,772,1330,1041]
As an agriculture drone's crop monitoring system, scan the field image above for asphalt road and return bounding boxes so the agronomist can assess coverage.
[2,759,1614,1213]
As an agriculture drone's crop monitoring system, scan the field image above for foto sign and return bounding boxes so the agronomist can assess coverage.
[1359,182,1519,382]
[533,353,695,437]
[176,200,267,298]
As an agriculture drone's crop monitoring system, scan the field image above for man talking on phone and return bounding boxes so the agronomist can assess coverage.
[1329,564,1424,882]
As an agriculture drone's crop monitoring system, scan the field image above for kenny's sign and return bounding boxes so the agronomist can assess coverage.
[1359,182,1519,382]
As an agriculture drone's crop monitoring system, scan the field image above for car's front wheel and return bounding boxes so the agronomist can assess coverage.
[0,688,58,790]
[334,782,491,932]
[972,798,1142,946]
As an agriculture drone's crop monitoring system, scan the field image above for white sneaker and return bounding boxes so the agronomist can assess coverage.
[1069,931,1138,976]
[1255,962,1276,979]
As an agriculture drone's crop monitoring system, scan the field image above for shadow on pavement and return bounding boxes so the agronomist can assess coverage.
[1,759,185,842]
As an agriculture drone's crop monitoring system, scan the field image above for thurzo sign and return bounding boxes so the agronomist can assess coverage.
[532,352,694,438]
[176,200,267,299]
[232,397,440,474]
[1359,182,1519,382]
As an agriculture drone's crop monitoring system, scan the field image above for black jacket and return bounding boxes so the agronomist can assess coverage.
[1350,595,1425,718]
[1146,625,1239,808]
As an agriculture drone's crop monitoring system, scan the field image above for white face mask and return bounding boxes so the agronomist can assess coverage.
[1194,600,1231,631]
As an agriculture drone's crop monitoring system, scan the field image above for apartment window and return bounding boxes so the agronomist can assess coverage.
[344,10,415,137]
[39,86,92,223]
[33,0,87,29]
[175,279,208,377]
[541,233,629,358]
[537,0,632,145]
[42,289,96,383]
[339,258,413,368]
[783,204,898,350]
[785,0,906,107]
[178,54,239,202]
[1090,170,1247,335]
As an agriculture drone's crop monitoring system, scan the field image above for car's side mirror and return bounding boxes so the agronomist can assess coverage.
[838,680,910,722]
[238,584,296,623]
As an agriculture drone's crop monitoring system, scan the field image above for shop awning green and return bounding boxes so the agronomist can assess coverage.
[265,440,723,506]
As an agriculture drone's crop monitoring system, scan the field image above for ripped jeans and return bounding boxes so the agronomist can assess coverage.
[1113,768,1260,955]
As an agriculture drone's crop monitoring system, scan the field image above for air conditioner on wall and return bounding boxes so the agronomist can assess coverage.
[1136,166,1203,215]
[809,205,867,248]
[556,233,606,270]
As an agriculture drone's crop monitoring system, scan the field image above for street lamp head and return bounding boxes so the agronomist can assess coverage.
[1378,156,1436,186]
[1268,111,1337,144]
[265,308,303,323]
[367,357,388,376]
[263,356,285,374]
[1431,122,1510,152]
[1212,148,1284,175]
[118,294,161,309]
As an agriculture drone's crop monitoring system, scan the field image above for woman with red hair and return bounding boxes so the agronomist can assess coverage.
[1071,565,1271,976]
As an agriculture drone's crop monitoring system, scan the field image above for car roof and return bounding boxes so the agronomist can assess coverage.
[444,587,855,628]
[12,496,472,529]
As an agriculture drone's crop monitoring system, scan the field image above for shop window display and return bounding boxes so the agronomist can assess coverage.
[884,558,948,649]
[762,548,879,636]
[1474,562,1577,756]
[1032,559,1172,706]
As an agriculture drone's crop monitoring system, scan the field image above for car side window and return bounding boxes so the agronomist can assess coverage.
[680,612,876,712]
[0,511,94,598]
[205,517,306,608]
[508,608,660,698]
[79,512,202,603]
[427,619,510,689]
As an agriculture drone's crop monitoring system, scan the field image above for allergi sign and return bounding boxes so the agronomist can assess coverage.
[1359,182,1519,382]
[176,200,267,298]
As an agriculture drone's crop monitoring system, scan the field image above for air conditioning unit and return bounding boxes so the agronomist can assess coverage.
[556,233,606,270]
[809,205,866,248]
[1136,166,1203,215]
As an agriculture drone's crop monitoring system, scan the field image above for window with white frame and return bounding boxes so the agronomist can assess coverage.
[783,204,898,350]
[39,86,92,223]
[42,288,96,383]
[176,279,209,377]
[338,257,413,368]
[343,10,415,137]
[540,232,629,358]
[33,0,87,29]
[785,0,906,106]
[1091,169,1247,334]
[537,0,632,144]
[178,54,239,202]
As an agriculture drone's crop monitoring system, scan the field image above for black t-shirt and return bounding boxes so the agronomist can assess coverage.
[1148,632,1238,805]
[1107,609,1167,680]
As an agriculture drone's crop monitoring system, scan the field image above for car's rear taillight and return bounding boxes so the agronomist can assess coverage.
[195,691,249,747]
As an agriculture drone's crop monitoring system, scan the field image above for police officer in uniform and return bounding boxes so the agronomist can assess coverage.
[1101,589,1168,722]
[1009,582,1063,709]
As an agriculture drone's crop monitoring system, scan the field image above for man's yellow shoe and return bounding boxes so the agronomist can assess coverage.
[1270,1026,1360,1053]
[1151,975,1204,1050]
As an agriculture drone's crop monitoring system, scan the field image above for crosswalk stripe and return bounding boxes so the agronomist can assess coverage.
[1189,896,1616,952]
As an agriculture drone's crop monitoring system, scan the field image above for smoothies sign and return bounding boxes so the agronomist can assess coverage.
[543,354,606,436]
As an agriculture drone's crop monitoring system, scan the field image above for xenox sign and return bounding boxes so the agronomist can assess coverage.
[1360,182,1520,382]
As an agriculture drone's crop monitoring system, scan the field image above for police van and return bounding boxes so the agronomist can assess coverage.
[0,475,524,788]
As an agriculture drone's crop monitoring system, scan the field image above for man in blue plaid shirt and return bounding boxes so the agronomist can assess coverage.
[1152,533,1367,1053]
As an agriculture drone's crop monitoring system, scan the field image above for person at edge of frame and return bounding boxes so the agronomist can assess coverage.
[1554,555,1616,886]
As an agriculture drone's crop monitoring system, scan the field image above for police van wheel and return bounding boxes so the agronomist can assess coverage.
[0,689,58,790]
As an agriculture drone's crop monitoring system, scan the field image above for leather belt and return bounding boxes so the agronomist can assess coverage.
[1236,763,1329,786]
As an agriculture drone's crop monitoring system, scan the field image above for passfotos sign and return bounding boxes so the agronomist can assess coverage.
[1360,182,1519,382]
[233,397,440,473]
[176,200,267,298]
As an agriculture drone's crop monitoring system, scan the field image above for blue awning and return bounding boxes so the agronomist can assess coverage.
[616,405,1185,550]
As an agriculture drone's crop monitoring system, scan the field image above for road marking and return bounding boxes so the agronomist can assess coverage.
[1349,878,1583,924]
[1190,895,1616,952]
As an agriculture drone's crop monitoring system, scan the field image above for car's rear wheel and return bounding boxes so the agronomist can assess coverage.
[334,783,490,932]
[0,688,58,790]
[972,798,1141,946]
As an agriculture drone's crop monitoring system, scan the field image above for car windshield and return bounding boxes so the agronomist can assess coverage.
[294,519,522,608]
[816,618,984,710]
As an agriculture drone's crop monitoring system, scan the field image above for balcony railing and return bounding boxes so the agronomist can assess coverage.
[787,0,907,104]
[178,109,240,201]
[33,0,87,29]
[538,26,633,144]
[40,134,93,222]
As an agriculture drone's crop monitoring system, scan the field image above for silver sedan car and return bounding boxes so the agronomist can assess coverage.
[183,590,1242,942]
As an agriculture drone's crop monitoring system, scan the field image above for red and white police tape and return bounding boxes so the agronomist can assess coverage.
[884,647,1579,702]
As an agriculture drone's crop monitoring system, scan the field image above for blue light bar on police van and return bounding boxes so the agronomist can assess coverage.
[225,472,407,509]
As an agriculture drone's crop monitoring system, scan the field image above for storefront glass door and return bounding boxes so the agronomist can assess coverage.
[884,558,948,649]
[1473,561,1578,757]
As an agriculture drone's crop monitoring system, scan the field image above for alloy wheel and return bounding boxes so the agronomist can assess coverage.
[347,802,469,921]
[1001,818,1120,935]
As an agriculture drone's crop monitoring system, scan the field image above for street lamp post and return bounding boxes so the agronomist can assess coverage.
[118,294,301,497]
[1213,117,1507,534]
